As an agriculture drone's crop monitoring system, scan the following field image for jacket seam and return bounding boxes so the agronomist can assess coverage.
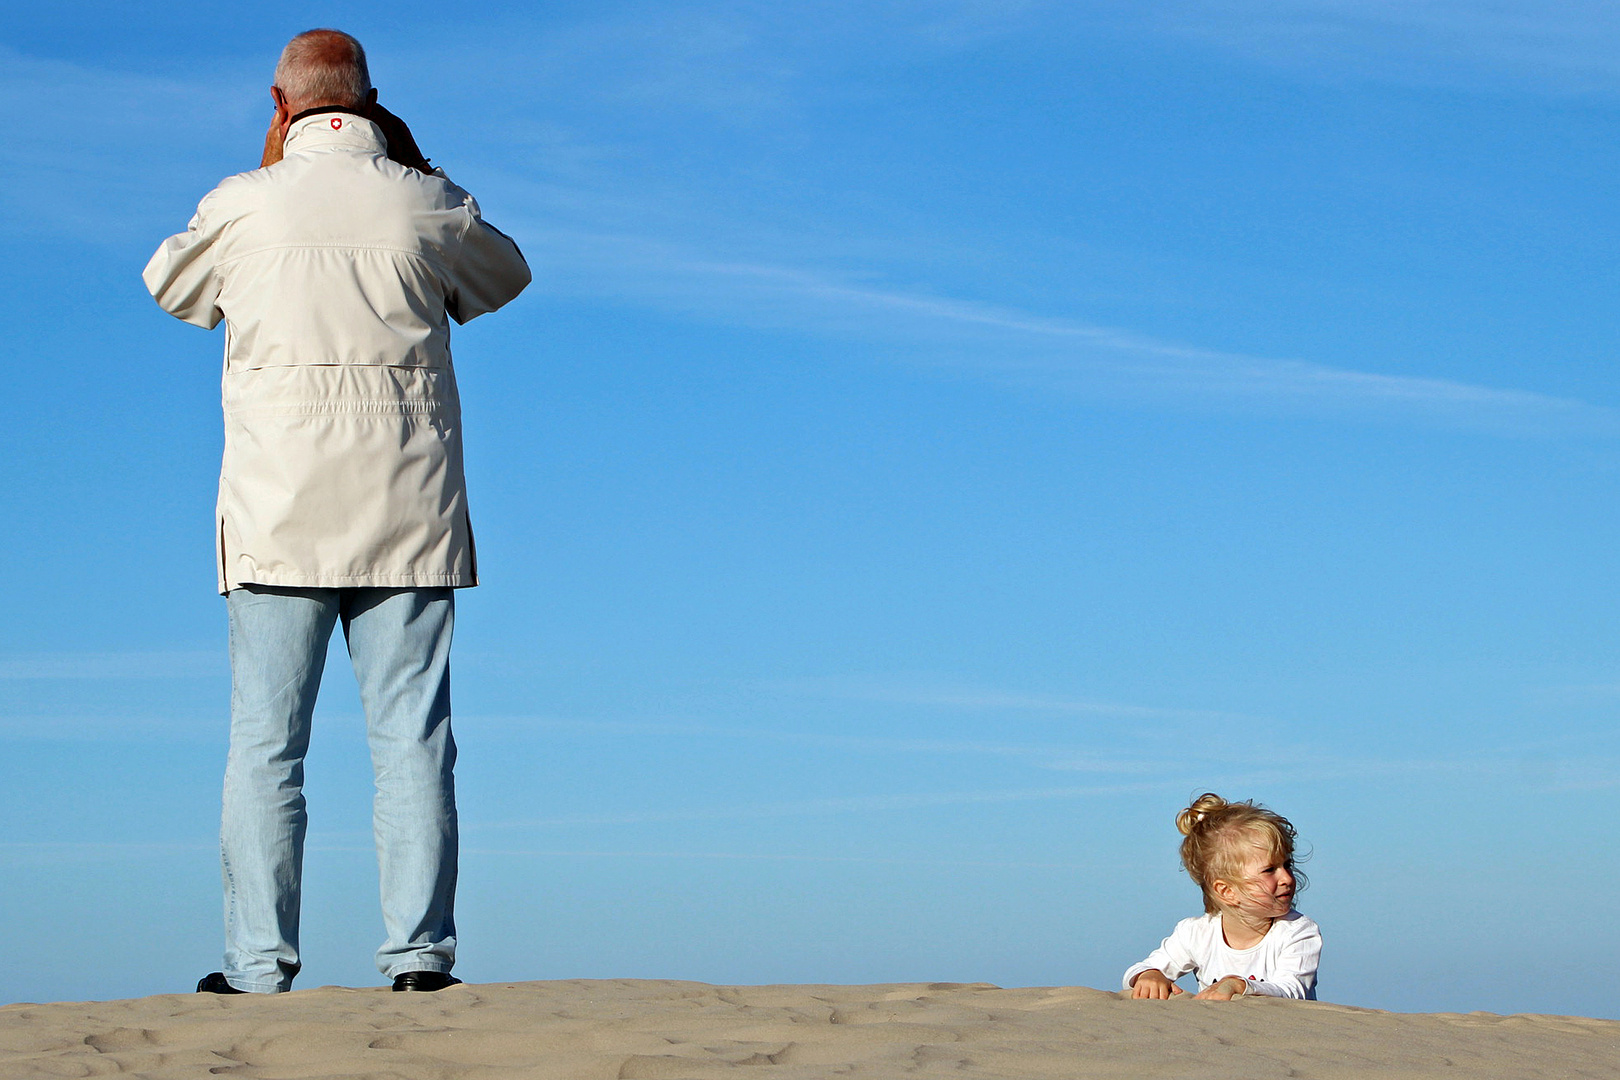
[214,242,452,273]
[224,401,455,416]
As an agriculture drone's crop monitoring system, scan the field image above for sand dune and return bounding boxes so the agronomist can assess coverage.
[2,979,1616,1079]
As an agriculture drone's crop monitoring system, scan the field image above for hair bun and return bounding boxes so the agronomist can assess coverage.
[1175,792,1229,836]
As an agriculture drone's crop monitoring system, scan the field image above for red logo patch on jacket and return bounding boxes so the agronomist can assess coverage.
[331,117,343,130]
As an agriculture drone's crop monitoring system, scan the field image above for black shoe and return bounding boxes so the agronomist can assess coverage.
[196,972,247,994]
[392,970,461,992]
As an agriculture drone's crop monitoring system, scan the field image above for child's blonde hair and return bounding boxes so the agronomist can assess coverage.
[1176,793,1306,915]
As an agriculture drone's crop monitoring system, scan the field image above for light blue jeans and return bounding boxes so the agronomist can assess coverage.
[220,585,458,992]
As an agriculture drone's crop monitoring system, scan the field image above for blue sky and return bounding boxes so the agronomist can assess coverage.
[5,0,1620,1017]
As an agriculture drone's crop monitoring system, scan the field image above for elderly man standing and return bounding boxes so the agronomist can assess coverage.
[144,29,530,994]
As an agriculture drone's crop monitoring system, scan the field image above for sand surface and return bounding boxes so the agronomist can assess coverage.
[2,979,1616,1079]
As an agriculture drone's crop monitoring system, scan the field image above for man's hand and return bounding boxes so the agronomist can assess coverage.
[261,112,285,168]
[261,87,291,168]
[367,100,433,174]
[1129,970,1183,1000]
[1193,977,1248,1001]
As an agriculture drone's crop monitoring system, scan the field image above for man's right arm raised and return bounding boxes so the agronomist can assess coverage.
[143,197,227,329]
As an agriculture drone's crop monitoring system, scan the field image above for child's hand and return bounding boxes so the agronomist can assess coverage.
[1129,970,1183,999]
[1193,977,1248,1000]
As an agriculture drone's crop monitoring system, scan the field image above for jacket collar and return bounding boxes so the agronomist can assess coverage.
[283,109,386,154]
[288,104,368,125]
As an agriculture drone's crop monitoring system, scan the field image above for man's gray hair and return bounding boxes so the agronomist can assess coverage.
[274,29,371,111]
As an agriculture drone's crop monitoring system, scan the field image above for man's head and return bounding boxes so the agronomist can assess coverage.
[272,29,373,114]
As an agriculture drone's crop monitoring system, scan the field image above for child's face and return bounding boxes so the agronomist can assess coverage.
[1218,842,1295,920]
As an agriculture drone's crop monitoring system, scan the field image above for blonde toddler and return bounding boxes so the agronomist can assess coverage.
[1123,793,1320,1000]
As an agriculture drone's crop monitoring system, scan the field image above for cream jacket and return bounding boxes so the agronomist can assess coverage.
[144,111,530,593]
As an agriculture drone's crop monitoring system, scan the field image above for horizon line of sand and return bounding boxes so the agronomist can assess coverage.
[4,978,1619,1078]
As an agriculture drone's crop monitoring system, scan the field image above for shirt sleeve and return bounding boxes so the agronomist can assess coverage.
[442,179,531,325]
[1244,918,1321,999]
[142,195,226,329]
[1122,919,1204,992]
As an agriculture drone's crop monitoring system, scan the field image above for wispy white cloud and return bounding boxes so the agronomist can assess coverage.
[900,0,1050,49]
[534,13,795,123]
[21,12,1608,435]
[386,7,1620,434]
[0,650,223,679]
[0,46,261,243]
[464,672,1257,773]
[0,841,213,867]
[1530,681,1620,703]
[470,781,1166,829]
[1149,0,1620,94]
[0,841,208,852]
[466,712,1175,776]
[396,0,1620,124]
[513,223,1618,435]
[468,747,1620,832]
[460,666,1620,793]
[461,846,1101,870]
[0,712,223,743]
[759,674,1244,722]
[0,836,1099,870]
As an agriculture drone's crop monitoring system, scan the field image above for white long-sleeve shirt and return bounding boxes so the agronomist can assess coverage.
[1122,910,1320,999]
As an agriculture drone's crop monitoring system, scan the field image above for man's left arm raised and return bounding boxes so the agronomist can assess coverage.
[442,185,531,324]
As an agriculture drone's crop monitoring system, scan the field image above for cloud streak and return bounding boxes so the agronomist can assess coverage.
[15,13,1610,436]
[461,846,1102,870]
[515,224,1617,435]
[0,46,259,243]
[466,747,1620,833]
[0,650,224,680]
[1150,0,1620,95]
[470,781,1167,830]
[474,717,1180,777]
[756,674,1247,722]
